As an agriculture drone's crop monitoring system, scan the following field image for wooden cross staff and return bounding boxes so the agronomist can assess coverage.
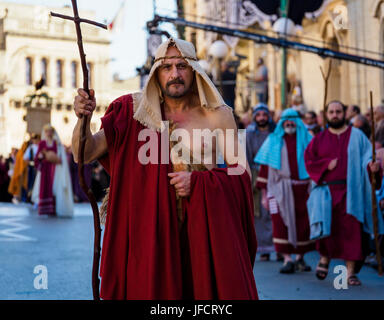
[51,0,107,300]
[320,59,332,129]
[369,91,383,276]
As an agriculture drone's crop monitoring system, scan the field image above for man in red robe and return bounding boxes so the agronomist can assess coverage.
[304,101,382,286]
[71,38,258,300]
[255,108,315,274]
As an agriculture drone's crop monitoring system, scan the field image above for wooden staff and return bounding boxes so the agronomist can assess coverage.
[369,91,383,276]
[320,59,332,129]
[51,0,107,300]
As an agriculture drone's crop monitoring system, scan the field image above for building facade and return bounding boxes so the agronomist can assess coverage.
[180,0,384,115]
[0,2,139,156]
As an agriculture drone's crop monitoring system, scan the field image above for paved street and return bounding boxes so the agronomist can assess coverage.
[0,203,94,300]
[0,202,383,300]
[254,252,384,300]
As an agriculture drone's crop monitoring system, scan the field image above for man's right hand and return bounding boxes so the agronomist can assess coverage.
[328,158,338,171]
[74,88,96,118]
[72,88,107,164]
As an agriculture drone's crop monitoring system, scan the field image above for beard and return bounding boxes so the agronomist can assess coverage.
[327,117,346,129]
[284,127,296,135]
[255,119,268,128]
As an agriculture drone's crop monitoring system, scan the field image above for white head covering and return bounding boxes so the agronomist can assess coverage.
[133,37,228,132]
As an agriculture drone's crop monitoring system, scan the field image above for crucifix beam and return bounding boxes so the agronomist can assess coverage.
[50,12,108,30]
[51,1,107,93]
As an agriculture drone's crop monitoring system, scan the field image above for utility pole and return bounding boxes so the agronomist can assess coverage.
[280,0,290,109]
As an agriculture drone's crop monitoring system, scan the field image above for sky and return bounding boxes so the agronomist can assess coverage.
[3,0,178,79]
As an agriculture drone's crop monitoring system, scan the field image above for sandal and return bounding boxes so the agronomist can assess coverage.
[348,275,362,286]
[315,262,329,280]
[280,261,295,274]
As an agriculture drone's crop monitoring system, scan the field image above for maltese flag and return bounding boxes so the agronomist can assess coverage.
[108,1,126,33]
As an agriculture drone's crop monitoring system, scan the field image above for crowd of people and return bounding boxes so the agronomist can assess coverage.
[0,125,110,217]
[2,35,384,298]
[70,37,384,299]
[245,94,384,286]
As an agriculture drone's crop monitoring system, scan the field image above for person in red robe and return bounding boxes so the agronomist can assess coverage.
[0,155,12,202]
[34,125,61,216]
[71,38,258,300]
[255,108,315,274]
[304,101,382,286]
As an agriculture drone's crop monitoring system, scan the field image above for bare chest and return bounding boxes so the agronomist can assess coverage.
[165,110,221,169]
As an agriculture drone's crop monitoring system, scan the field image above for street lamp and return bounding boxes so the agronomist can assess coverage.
[208,40,229,95]
[198,59,210,74]
[273,17,296,108]
[272,0,294,110]
[272,17,296,36]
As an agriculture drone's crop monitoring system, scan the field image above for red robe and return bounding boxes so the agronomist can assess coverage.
[256,134,315,254]
[98,94,258,300]
[35,140,57,216]
[304,126,381,261]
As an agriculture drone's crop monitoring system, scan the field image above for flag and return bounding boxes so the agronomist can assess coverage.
[108,1,126,33]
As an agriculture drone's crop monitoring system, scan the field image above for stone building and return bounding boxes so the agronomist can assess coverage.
[180,0,384,115]
[0,2,139,156]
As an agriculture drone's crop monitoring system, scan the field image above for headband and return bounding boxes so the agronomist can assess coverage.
[154,55,198,63]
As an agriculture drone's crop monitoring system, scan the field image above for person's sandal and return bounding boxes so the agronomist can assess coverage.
[348,275,362,286]
[315,262,329,280]
[280,261,295,274]
[295,258,312,272]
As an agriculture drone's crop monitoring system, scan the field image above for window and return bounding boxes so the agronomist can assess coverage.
[41,58,48,84]
[56,59,63,87]
[87,62,93,88]
[26,57,33,85]
[71,61,78,88]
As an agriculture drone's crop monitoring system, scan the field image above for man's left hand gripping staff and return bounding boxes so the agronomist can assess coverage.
[168,171,192,197]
